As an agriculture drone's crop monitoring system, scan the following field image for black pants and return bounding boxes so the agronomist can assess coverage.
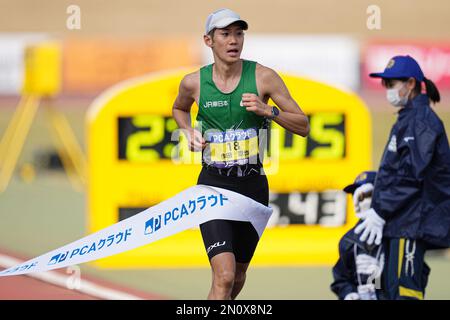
[197,166,269,263]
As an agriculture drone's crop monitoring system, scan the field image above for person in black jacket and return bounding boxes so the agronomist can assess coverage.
[331,171,386,300]
[355,55,450,300]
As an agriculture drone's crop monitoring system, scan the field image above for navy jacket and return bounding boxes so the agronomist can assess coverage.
[371,94,450,248]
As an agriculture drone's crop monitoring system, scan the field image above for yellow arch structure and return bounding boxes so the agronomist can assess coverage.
[87,68,371,268]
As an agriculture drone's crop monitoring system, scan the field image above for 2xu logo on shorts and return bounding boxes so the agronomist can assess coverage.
[207,241,226,254]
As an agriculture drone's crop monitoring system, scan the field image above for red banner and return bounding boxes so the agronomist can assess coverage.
[362,41,450,90]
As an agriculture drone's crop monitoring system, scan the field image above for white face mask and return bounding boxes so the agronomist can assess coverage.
[386,83,411,107]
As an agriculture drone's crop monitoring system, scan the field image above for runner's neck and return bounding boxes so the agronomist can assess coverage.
[212,59,243,82]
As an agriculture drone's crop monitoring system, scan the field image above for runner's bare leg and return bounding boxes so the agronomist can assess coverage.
[231,262,249,299]
[208,252,235,300]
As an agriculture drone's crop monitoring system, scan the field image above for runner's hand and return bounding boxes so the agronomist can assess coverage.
[241,93,272,117]
[186,128,206,151]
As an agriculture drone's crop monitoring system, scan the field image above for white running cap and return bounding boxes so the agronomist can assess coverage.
[205,8,248,35]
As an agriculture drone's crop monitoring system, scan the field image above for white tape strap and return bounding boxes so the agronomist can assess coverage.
[0,185,272,277]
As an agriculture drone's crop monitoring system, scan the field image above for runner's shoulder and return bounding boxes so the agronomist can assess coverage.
[255,63,283,94]
[255,63,281,83]
[180,71,200,94]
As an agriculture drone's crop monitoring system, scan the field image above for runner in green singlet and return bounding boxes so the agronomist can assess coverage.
[172,8,310,300]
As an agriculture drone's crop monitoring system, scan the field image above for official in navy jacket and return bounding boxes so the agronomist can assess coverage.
[356,55,450,300]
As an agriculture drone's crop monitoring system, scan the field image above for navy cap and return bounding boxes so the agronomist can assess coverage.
[343,171,377,194]
[369,55,424,82]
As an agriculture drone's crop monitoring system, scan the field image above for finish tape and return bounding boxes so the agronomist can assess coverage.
[0,185,272,277]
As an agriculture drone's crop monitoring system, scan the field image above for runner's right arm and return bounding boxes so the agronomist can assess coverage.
[172,72,205,151]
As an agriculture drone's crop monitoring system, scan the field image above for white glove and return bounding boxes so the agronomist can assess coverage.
[356,254,383,279]
[344,292,361,300]
[357,284,378,300]
[353,183,374,213]
[354,208,385,245]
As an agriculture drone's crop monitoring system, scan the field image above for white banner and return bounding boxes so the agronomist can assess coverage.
[0,185,272,277]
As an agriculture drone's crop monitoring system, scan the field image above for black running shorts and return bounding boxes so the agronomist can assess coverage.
[197,166,269,263]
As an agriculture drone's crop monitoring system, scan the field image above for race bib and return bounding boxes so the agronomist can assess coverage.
[204,128,260,168]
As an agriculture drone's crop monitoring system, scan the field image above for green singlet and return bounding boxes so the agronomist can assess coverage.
[197,60,269,176]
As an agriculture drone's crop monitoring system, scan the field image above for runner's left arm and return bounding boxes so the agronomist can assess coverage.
[242,66,309,137]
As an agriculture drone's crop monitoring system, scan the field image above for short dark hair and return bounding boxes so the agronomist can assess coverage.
[207,29,216,38]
